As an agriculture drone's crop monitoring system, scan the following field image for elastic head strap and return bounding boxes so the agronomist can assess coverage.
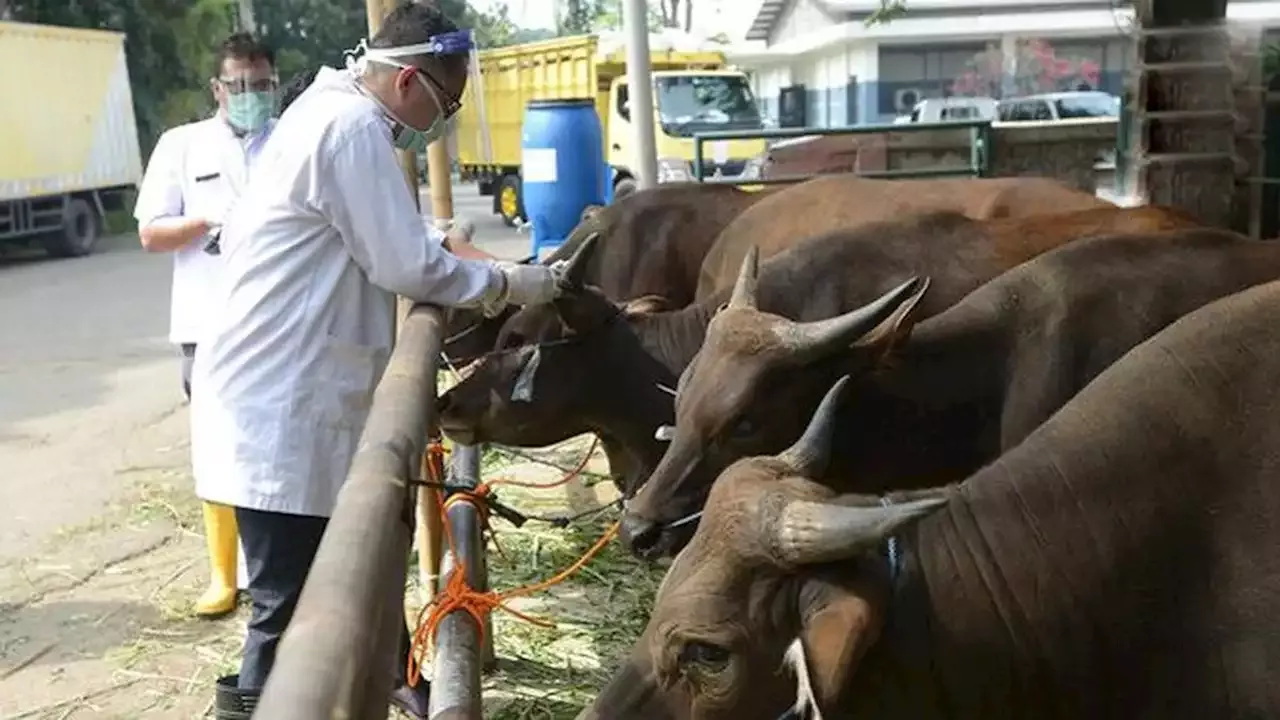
[344,30,475,73]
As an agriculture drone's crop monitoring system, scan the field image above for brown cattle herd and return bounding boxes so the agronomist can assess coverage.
[436,176,1280,719]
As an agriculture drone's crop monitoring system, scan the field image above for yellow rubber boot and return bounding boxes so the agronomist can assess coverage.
[195,502,239,618]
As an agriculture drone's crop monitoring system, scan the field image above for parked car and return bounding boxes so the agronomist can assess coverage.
[997,91,1119,122]
[894,96,998,125]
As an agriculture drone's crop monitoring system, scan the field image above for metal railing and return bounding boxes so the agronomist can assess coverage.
[427,444,492,720]
[691,120,993,186]
[253,305,489,720]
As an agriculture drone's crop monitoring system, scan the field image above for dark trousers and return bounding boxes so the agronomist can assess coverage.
[235,507,420,691]
[180,343,197,401]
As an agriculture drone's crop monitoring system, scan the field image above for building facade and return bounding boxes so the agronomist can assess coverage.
[730,0,1280,126]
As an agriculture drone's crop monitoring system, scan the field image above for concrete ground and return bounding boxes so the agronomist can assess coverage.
[0,183,533,718]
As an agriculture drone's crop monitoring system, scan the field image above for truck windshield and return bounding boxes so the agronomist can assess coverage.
[656,75,762,137]
[1054,93,1119,119]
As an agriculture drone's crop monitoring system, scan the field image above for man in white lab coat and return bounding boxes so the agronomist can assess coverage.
[189,4,563,716]
[133,32,279,622]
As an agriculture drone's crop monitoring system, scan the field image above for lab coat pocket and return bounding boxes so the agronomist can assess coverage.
[316,338,382,432]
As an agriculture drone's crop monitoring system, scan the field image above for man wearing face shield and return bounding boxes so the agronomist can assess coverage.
[188,3,563,717]
[132,32,278,625]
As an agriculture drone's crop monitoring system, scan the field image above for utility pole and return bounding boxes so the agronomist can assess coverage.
[237,0,256,32]
[622,0,658,189]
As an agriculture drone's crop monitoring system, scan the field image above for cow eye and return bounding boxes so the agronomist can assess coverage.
[498,332,525,350]
[678,640,731,673]
[730,416,756,439]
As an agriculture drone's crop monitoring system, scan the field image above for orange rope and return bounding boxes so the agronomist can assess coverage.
[406,438,616,687]
[486,436,600,491]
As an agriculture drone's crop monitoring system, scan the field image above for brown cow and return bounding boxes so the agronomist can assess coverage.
[438,205,1194,495]
[581,279,1280,718]
[694,175,1110,299]
[624,223,1280,559]
[440,182,767,364]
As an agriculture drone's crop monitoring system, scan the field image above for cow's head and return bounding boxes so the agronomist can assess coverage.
[437,236,678,486]
[620,249,930,559]
[440,252,538,364]
[579,378,948,719]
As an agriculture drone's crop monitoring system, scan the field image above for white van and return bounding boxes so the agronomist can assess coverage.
[996,91,1120,122]
[894,96,999,124]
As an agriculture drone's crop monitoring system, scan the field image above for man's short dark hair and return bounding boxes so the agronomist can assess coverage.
[214,32,275,77]
[370,1,467,76]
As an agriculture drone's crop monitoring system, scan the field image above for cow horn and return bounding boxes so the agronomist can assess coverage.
[561,232,600,290]
[777,376,849,477]
[771,496,948,566]
[728,246,760,310]
[779,276,929,361]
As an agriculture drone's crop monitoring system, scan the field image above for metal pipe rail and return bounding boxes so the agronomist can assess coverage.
[254,304,446,720]
[691,120,993,186]
[427,444,490,720]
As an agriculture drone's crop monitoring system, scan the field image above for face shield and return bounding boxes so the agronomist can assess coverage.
[344,29,483,141]
[216,71,280,132]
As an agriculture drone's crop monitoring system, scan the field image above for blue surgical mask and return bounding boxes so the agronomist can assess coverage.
[226,91,275,133]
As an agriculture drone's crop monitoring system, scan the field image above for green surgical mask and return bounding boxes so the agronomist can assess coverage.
[392,118,436,153]
[226,91,275,133]
[389,74,449,153]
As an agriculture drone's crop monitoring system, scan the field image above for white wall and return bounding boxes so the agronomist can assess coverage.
[770,0,834,46]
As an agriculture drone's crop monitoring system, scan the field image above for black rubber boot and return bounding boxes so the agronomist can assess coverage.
[214,674,260,720]
[389,680,431,719]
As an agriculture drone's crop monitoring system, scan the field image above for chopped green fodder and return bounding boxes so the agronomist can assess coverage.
[402,439,664,719]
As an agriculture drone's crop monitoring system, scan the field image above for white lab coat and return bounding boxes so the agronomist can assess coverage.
[133,116,276,344]
[190,67,500,518]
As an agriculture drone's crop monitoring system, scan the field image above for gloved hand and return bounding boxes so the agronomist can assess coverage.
[479,262,562,317]
[444,215,476,242]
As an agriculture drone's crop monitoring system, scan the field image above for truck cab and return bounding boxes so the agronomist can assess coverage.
[454,35,768,227]
[610,69,767,198]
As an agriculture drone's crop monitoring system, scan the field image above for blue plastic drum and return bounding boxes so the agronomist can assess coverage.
[521,98,606,258]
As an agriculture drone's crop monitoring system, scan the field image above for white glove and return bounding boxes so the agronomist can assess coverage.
[479,262,561,317]
[443,215,476,242]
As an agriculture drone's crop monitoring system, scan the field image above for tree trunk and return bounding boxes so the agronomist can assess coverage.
[684,0,693,31]
[1130,0,1237,228]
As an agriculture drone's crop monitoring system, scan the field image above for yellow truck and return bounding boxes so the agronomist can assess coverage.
[0,21,143,257]
[454,34,768,226]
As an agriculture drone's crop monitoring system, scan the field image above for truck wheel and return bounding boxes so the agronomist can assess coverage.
[613,177,638,202]
[43,197,100,258]
[497,175,524,227]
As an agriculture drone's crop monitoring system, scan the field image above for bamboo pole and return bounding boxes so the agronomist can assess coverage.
[254,307,445,719]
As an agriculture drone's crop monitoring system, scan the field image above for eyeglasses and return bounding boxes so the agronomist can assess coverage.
[416,68,461,120]
[217,76,279,94]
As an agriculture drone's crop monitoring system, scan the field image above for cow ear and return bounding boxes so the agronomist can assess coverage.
[790,577,885,718]
[554,286,614,334]
[621,294,673,317]
[852,276,930,361]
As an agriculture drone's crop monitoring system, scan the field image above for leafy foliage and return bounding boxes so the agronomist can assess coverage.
[4,0,539,161]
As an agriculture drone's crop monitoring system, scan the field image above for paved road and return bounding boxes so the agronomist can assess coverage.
[0,183,525,563]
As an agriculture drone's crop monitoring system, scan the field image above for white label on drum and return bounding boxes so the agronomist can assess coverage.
[522,148,558,184]
[712,141,729,164]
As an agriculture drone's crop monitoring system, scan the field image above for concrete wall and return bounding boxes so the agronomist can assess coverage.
[769,0,837,46]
